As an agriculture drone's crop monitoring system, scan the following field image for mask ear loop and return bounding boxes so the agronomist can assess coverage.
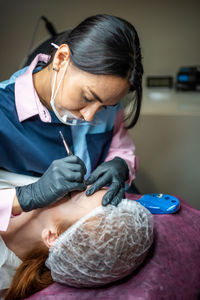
[51,59,70,103]
[51,68,57,102]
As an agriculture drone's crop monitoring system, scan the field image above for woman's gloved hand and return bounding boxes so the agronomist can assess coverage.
[16,156,87,212]
[85,157,129,206]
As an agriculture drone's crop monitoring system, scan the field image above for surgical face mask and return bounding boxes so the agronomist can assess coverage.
[50,45,101,126]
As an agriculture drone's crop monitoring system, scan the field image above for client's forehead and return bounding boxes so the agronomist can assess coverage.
[49,188,107,229]
[70,188,107,210]
[54,188,107,225]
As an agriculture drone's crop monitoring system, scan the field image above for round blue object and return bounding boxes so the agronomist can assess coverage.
[137,193,180,214]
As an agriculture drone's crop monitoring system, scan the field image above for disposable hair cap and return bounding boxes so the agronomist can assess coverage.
[45,199,154,287]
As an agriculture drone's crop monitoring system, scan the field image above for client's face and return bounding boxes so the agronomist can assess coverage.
[3,188,108,258]
[48,188,107,228]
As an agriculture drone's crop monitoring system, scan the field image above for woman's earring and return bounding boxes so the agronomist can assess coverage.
[52,66,58,71]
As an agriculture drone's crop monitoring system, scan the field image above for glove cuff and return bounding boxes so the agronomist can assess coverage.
[114,157,129,181]
[15,185,35,212]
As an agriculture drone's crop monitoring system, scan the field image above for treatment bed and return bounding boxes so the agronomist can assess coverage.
[25,194,200,300]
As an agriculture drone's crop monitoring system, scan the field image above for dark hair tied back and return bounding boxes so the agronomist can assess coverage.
[48,14,144,128]
[127,30,144,128]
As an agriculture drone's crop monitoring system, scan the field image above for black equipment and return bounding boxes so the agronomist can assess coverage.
[176,66,200,91]
[146,76,173,88]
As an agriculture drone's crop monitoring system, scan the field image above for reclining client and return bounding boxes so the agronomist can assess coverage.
[1,188,153,300]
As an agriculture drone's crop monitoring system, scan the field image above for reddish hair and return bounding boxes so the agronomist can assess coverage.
[5,222,71,300]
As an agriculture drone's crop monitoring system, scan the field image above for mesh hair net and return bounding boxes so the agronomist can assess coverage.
[45,199,154,287]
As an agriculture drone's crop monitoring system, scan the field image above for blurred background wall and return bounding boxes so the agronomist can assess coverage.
[0,0,200,208]
[0,0,199,80]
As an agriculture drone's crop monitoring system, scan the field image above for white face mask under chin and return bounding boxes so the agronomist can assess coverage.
[50,60,101,126]
[50,98,86,125]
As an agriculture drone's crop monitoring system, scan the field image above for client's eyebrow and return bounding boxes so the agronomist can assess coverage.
[87,86,103,103]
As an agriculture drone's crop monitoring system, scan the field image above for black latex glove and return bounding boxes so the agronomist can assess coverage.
[85,157,129,206]
[16,155,87,212]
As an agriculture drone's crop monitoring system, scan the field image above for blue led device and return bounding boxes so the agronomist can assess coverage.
[136,193,180,214]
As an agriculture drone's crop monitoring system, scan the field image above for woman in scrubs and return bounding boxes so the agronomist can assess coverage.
[0,14,143,215]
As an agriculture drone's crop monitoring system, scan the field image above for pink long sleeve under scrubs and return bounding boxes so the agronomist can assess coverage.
[0,189,15,231]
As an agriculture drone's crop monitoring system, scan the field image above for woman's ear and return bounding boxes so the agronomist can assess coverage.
[52,44,70,71]
[41,228,58,248]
